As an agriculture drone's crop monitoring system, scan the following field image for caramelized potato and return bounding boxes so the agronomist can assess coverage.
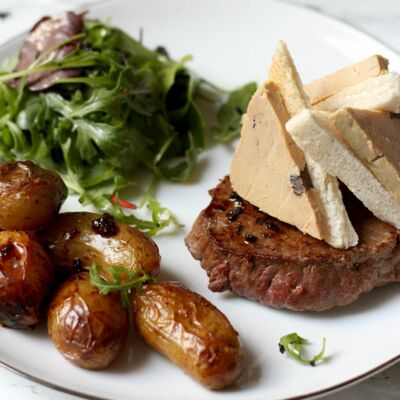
[133,281,244,390]
[0,231,54,328]
[41,212,160,278]
[48,272,128,369]
[0,161,67,230]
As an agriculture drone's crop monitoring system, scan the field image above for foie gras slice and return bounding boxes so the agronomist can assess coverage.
[331,108,400,204]
[305,55,389,105]
[266,41,358,248]
[313,72,400,113]
[286,109,400,230]
[230,82,329,240]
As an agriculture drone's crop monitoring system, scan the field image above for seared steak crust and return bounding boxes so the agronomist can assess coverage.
[185,177,400,311]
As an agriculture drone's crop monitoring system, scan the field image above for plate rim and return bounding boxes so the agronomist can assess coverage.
[1,350,399,400]
[0,0,399,399]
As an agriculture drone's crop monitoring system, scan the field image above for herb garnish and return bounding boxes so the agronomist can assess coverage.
[279,333,326,366]
[89,264,155,307]
[0,16,255,234]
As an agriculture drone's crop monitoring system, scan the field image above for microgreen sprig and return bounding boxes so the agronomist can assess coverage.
[279,333,326,367]
[89,264,155,307]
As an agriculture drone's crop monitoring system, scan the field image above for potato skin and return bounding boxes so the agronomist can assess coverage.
[0,231,54,328]
[133,281,244,390]
[41,212,161,278]
[47,272,129,369]
[0,161,67,230]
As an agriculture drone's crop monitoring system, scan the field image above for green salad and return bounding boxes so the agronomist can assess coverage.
[0,15,256,234]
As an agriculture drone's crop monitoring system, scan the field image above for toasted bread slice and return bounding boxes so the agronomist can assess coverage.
[231,41,357,248]
[331,108,400,205]
[268,41,311,115]
[286,109,400,230]
[314,72,400,112]
[305,55,388,105]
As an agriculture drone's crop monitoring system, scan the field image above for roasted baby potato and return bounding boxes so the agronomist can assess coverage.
[133,281,244,390]
[48,272,129,369]
[0,161,67,230]
[0,231,54,328]
[41,212,160,278]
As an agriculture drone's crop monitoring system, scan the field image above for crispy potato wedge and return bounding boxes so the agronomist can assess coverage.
[133,281,244,390]
[0,161,67,230]
[0,231,54,328]
[41,212,160,278]
[48,272,128,369]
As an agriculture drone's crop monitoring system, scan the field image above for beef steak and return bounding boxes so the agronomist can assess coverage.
[185,176,400,311]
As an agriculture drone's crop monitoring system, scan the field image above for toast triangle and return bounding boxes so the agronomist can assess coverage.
[286,109,400,230]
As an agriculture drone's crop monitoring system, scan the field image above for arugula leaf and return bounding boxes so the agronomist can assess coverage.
[89,263,155,307]
[85,22,157,65]
[212,82,257,142]
[160,55,192,97]
[279,333,326,367]
[0,51,115,82]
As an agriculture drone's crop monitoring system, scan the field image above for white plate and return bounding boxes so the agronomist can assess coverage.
[0,0,399,399]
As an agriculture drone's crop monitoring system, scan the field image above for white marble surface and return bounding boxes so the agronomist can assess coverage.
[0,1,399,399]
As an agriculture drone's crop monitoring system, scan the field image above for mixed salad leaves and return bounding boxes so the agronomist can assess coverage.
[0,12,256,234]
